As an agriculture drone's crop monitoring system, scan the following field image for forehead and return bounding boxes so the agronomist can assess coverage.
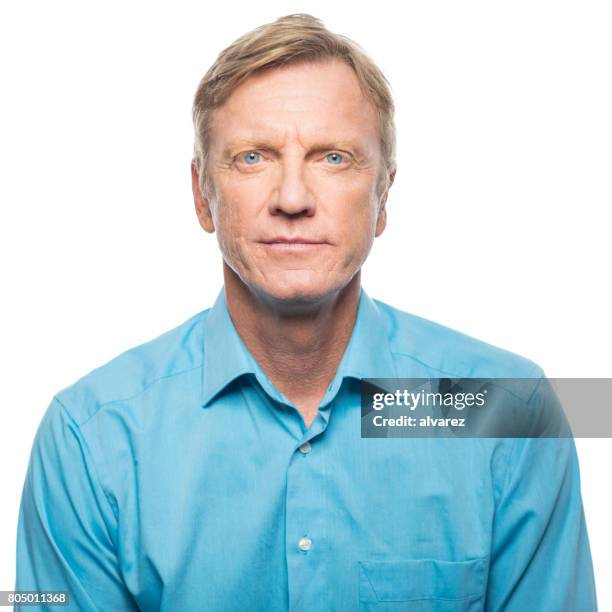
[209,59,380,148]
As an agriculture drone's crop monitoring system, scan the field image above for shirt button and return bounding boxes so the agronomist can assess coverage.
[298,441,312,454]
[298,536,312,552]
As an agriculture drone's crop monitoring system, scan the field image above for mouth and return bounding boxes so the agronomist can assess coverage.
[260,237,329,252]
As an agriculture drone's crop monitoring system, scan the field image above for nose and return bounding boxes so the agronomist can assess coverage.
[268,156,316,217]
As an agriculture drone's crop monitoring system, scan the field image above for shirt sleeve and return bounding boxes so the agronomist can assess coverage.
[15,396,138,611]
[485,377,598,611]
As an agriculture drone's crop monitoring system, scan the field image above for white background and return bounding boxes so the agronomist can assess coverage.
[1,0,610,607]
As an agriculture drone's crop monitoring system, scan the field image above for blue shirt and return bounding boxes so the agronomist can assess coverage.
[16,286,597,611]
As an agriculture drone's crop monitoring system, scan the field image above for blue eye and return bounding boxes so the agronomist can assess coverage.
[326,152,345,165]
[240,151,262,165]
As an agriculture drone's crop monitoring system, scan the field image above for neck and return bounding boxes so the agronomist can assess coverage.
[222,264,362,425]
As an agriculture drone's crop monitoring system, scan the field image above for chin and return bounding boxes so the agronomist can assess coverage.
[265,285,328,304]
[258,275,337,305]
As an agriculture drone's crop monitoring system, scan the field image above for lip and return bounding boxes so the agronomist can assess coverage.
[261,237,327,245]
[262,242,326,252]
[260,238,328,252]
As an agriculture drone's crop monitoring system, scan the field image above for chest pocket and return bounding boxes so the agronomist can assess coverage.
[358,558,487,611]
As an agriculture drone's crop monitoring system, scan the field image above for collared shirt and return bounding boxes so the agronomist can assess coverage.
[16,286,597,611]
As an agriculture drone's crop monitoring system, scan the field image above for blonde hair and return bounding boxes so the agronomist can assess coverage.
[192,13,396,195]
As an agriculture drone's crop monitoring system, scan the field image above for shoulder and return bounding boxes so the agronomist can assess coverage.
[53,308,209,426]
[373,297,544,380]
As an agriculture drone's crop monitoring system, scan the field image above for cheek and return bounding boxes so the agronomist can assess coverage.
[332,186,379,242]
[211,185,265,267]
[214,175,269,229]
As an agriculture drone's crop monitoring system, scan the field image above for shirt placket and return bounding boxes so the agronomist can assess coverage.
[283,382,344,612]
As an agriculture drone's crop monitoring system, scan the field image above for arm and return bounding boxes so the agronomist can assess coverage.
[15,397,138,611]
[485,378,598,611]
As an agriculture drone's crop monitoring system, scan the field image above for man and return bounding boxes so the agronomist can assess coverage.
[16,13,597,611]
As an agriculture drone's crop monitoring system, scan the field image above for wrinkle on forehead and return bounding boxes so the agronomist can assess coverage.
[208,59,380,158]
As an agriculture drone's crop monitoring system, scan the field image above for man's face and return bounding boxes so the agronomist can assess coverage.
[193,58,393,303]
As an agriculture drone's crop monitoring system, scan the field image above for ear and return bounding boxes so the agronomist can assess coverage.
[375,167,396,238]
[191,161,215,234]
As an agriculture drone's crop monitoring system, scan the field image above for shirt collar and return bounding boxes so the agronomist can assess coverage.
[201,285,397,407]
